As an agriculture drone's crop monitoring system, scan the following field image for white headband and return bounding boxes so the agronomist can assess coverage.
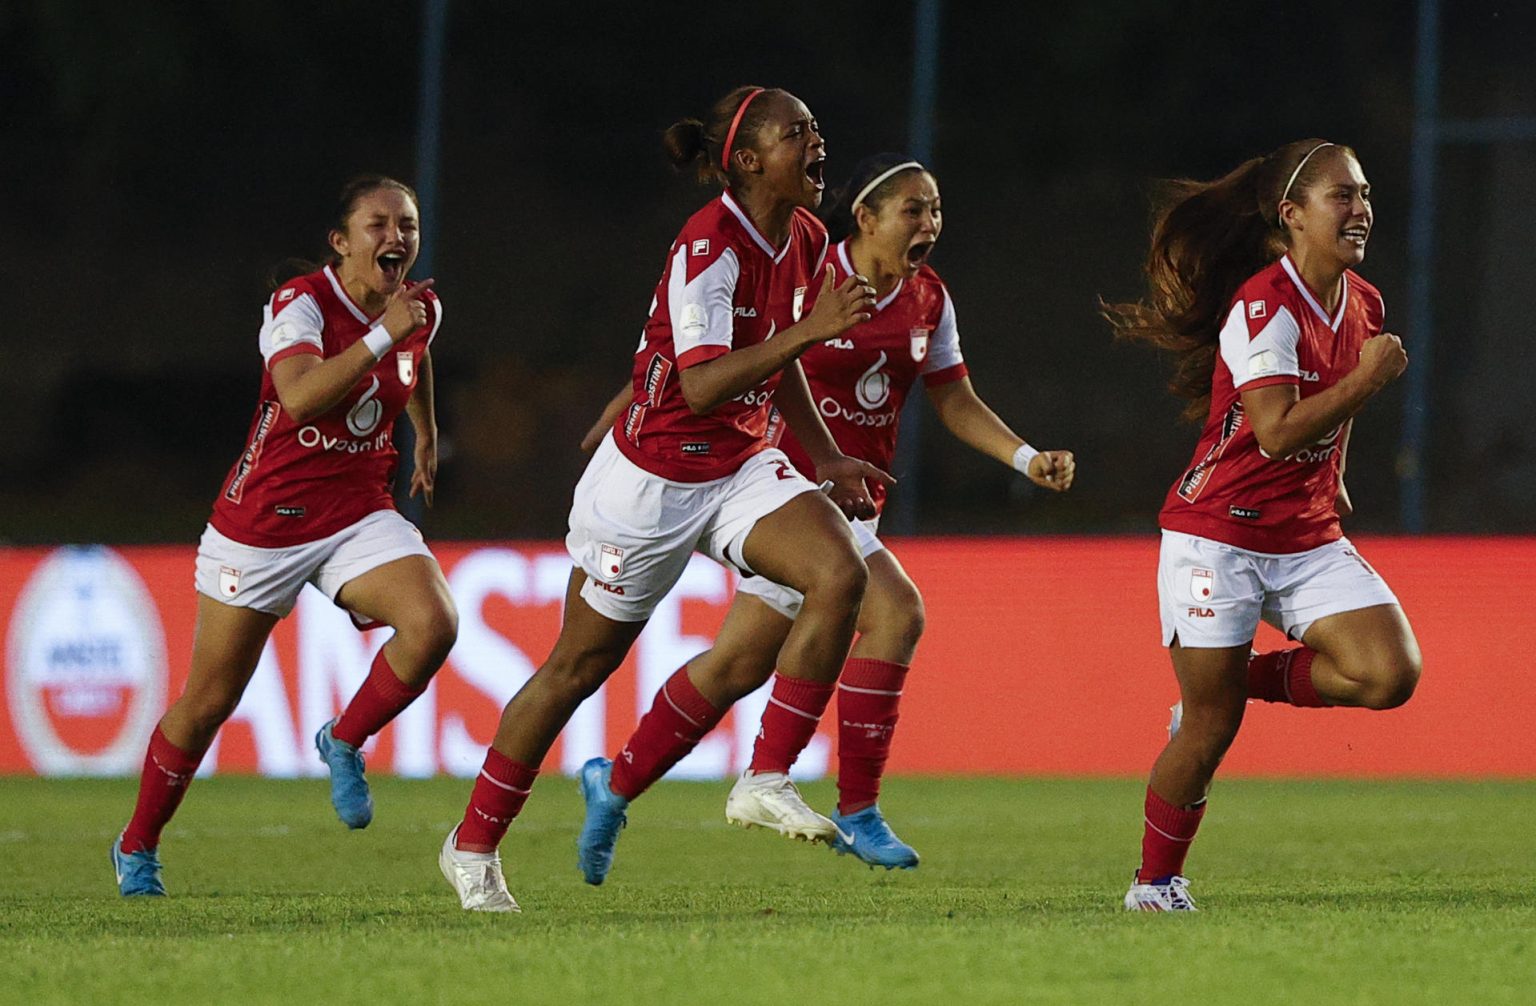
[1279,142,1335,211]
[851,160,925,212]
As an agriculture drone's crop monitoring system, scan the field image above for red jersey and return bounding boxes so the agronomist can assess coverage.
[1159,254,1383,553]
[613,191,830,481]
[209,265,442,548]
[777,240,968,513]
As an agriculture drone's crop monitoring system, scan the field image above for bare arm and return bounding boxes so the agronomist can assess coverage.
[1334,418,1354,518]
[678,265,874,414]
[1242,332,1406,459]
[406,349,438,505]
[271,279,435,423]
[927,377,1076,492]
[582,381,633,452]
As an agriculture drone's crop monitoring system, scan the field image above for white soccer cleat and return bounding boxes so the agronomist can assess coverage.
[1124,874,1198,912]
[439,825,520,913]
[725,770,838,843]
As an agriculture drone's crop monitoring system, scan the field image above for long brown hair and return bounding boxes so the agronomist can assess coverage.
[1104,139,1354,420]
[662,85,780,187]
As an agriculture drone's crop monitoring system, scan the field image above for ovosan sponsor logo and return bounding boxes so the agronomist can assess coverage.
[7,547,166,775]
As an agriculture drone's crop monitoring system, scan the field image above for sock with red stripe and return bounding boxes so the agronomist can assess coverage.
[332,649,428,747]
[1137,786,1207,882]
[748,673,835,775]
[1248,647,1327,707]
[455,748,539,850]
[835,658,909,814]
[610,665,726,801]
[120,726,206,854]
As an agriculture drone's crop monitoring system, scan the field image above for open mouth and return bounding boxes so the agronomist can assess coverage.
[377,251,407,285]
[1341,225,1369,248]
[805,157,826,190]
[906,241,935,267]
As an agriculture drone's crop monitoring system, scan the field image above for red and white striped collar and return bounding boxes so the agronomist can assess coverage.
[836,239,904,313]
[1279,254,1348,332]
[323,264,381,325]
[721,191,793,264]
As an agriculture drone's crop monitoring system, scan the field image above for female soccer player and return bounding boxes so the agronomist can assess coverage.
[1105,140,1422,910]
[571,154,1075,885]
[111,176,457,896]
[437,86,888,912]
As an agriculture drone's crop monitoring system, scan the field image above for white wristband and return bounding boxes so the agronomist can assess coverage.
[362,326,393,361]
[1011,443,1040,474]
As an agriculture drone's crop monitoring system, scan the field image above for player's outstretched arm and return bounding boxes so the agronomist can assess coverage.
[581,381,633,452]
[927,377,1074,492]
[406,348,438,506]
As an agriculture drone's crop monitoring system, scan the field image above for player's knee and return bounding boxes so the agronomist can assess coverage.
[1176,701,1244,753]
[802,549,868,612]
[395,601,459,663]
[543,646,624,702]
[1359,652,1422,710]
[182,689,242,735]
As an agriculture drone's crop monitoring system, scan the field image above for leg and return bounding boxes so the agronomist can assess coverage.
[115,596,277,894]
[1302,604,1422,709]
[1127,639,1248,910]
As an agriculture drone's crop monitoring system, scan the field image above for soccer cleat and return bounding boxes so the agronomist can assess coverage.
[315,718,373,829]
[830,804,920,870]
[724,770,837,843]
[111,835,166,897]
[1124,873,1198,912]
[576,756,629,886]
[439,825,520,913]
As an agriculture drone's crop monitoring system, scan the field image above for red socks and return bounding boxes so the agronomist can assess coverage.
[835,658,908,814]
[610,666,726,801]
[332,649,428,747]
[120,726,205,854]
[456,748,539,850]
[1137,786,1206,882]
[748,673,836,775]
[1248,647,1327,707]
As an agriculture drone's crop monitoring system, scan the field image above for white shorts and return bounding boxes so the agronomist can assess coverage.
[734,517,885,619]
[195,509,434,619]
[1158,529,1400,648]
[566,435,819,622]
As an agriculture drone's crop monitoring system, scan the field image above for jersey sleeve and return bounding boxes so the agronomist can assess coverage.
[921,286,969,386]
[260,287,325,369]
[1218,297,1301,391]
[425,293,444,346]
[669,240,741,370]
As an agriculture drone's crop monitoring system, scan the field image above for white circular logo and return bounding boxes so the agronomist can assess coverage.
[346,376,384,436]
[7,547,167,775]
[855,352,891,410]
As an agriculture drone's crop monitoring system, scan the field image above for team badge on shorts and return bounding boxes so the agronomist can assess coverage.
[598,543,625,581]
[218,566,242,598]
[1188,567,1214,602]
[909,327,931,362]
[396,351,415,385]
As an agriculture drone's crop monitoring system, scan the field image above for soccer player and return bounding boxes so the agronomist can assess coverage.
[1104,140,1423,910]
[572,155,1075,884]
[110,176,457,897]
[437,86,888,912]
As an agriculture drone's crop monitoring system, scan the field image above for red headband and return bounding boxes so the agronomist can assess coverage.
[720,88,766,171]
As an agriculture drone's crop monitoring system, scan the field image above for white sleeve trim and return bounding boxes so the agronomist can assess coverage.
[259,291,325,366]
[920,286,965,374]
[670,244,739,358]
[1220,301,1300,389]
[427,297,443,346]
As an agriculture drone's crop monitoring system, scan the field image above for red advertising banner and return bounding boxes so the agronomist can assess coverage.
[2,538,1532,778]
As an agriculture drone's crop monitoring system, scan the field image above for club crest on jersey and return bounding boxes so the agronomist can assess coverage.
[218,566,242,598]
[396,350,415,385]
[1249,300,1267,319]
[598,544,624,581]
[792,286,807,322]
[909,326,931,362]
[1188,567,1214,603]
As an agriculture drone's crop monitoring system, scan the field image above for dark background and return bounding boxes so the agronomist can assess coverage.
[3,0,1533,545]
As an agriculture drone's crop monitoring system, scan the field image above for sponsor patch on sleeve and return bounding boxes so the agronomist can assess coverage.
[680,303,708,339]
[1248,349,1279,378]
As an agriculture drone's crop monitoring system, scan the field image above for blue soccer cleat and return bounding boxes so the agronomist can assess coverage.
[111,835,166,897]
[576,756,628,885]
[315,718,374,829]
[1125,873,1198,911]
[830,804,920,870]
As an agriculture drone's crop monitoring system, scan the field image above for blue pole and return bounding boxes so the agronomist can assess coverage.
[889,0,942,535]
[399,0,448,522]
[1400,0,1439,533]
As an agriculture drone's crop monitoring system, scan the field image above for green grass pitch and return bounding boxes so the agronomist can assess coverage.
[2,776,1532,1004]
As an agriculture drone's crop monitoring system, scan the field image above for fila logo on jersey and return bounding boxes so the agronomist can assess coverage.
[692,239,709,256]
[277,288,296,303]
[1228,506,1260,520]
[1188,567,1214,602]
[1249,300,1267,319]
[733,306,758,317]
[825,338,855,350]
[598,544,624,581]
[1300,369,1320,382]
[680,442,711,455]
